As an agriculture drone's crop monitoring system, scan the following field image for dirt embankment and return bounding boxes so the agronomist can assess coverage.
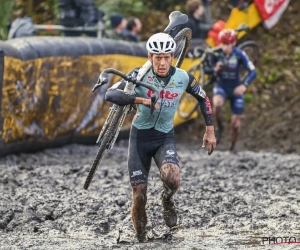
[240,0,300,154]
[185,1,300,154]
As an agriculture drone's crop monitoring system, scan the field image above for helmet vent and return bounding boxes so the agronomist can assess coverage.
[146,33,176,54]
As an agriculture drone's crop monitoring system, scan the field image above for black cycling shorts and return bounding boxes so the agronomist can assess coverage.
[128,125,180,186]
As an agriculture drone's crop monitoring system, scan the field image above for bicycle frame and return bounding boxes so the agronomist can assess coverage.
[195,23,256,75]
[192,23,251,60]
[93,60,158,149]
[198,46,222,65]
[103,61,152,149]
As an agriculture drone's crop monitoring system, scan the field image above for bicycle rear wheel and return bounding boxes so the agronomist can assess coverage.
[83,105,124,190]
[238,40,260,81]
[173,28,192,68]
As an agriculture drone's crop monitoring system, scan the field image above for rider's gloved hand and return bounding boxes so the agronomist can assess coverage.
[202,126,216,155]
[214,61,223,72]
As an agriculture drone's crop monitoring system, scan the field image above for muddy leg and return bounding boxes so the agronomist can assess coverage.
[213,95,225,143]
[160,163,180,227]
[230,114,241,152]
[131,183,147,242]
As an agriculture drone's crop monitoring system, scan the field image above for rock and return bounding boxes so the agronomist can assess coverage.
[116,198,127,207]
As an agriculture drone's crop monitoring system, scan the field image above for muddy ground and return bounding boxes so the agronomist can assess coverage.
[0,138,299,250]
[1,1,299,248]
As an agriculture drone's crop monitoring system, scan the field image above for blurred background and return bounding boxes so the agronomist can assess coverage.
[1,3,299,247]
[0,0,192,40]
[0,0,299,155]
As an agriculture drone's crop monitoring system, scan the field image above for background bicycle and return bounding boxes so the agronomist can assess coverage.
[177,23,260,120]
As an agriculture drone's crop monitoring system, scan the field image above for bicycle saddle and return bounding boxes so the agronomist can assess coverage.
[164,11,188,33]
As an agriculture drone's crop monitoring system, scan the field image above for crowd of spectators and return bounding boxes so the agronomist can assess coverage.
[57,0,142,42]
[105,14,142,42]
[8,0,253,42]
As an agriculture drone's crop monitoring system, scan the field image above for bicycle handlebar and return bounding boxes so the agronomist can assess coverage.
[93,68,160,114]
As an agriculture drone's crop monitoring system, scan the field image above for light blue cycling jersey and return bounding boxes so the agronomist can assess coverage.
[133,68,190,133]
[105,66,212,133]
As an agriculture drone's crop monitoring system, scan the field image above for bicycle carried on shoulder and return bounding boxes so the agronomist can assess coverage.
[83,11,192,190]
[177,23,260,120]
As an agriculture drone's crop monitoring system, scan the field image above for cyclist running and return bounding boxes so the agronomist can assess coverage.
[212,28,257,153]
[105,33,216,242]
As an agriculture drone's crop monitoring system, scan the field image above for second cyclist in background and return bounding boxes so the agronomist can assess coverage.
[212,28,257,153]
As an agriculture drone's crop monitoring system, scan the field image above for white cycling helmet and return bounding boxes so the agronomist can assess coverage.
[146,33,176,54]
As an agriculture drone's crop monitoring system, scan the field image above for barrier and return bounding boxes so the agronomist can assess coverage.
[0,37,148,156]
[33,20,105,39]
[0,36,195,157]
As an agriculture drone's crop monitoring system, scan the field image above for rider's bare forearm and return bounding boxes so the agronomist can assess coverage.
[134,97,145,104]
[206,125,214,131]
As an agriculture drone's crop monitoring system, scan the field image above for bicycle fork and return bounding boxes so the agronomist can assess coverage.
[96,104,118,144]
[96,61,152,149]
[107,104,131,149]
[96,104,132,150]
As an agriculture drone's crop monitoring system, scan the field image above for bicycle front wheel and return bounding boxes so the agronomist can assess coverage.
[83,105,124,190]
[173,28,192,68]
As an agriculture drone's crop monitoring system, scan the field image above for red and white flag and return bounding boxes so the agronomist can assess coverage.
[254,0,290,29]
